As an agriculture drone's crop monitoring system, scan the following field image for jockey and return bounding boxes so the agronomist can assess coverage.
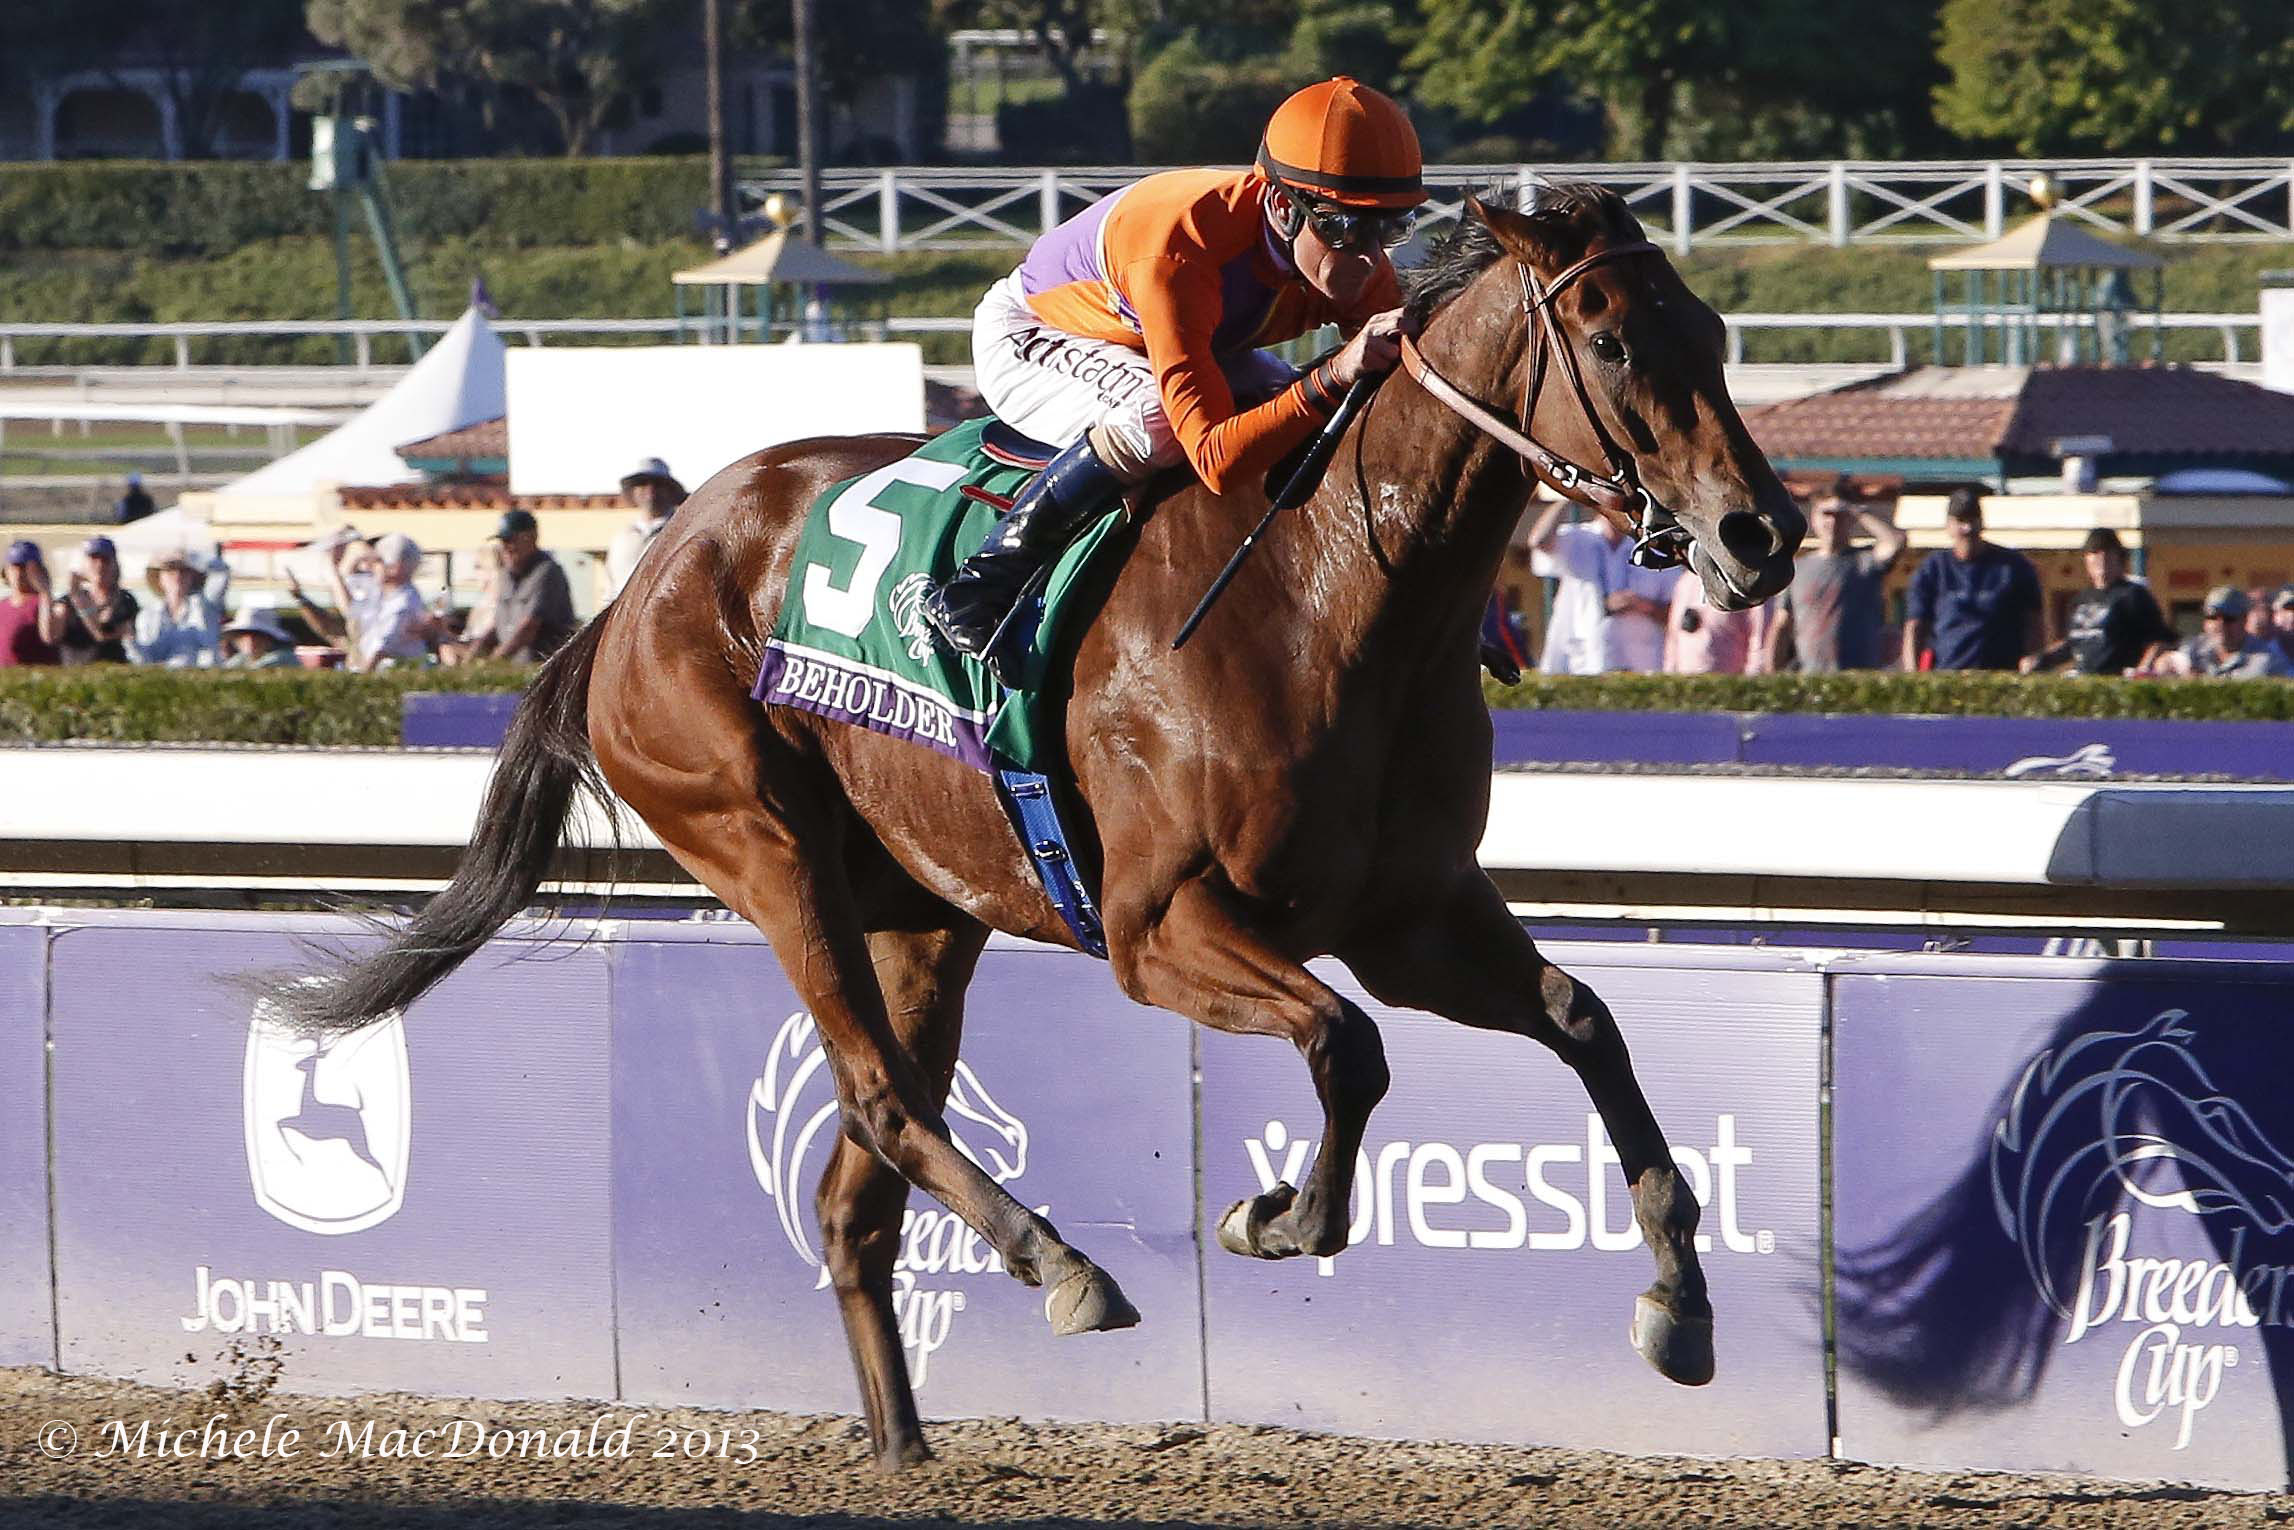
[923,76,1425,679]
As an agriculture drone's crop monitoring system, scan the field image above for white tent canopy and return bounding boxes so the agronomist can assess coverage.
[220,306,505,499]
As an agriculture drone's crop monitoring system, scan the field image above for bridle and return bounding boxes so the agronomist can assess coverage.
[1397,238,1691,569]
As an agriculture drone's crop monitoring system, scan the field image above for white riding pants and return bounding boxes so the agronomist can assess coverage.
[970,268,1298,471]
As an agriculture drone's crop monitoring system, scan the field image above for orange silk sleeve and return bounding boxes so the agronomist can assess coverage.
[1123,255,1325,496]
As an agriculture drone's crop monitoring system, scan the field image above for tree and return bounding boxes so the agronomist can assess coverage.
[1935,0,2294,155]
[307,0,686,156]
[731,0,943,113]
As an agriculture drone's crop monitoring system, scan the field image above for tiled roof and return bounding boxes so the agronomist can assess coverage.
[2001,366,2294,459]
[396,417,507,462]
[1744,385,2017,463]
[1744,365,2294,464]
[338,483,623,511]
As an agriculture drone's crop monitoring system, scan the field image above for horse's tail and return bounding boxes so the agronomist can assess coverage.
[276,616,617,1036]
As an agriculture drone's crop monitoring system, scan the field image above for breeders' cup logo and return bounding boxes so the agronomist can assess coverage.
[748,1011,1032,1384]
[244,995,411,1236]
[887,573,938,662]
[1991,1008,2294,1449]
[2004,742,2116,779]
[1242,1112,1771,1278]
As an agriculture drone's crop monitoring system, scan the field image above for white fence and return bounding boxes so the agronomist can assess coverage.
[739,159,2294,254]
[0,311,2263,375]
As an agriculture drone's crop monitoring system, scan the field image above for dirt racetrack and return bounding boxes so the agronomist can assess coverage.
[1,1365,2283,1530]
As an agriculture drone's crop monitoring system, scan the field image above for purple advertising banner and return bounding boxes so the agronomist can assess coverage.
[610,927,1201,1424]
[1491,709,2294,781]
[0,923,50,1367]
[1832,955,2294,1490]
[47,914,615,1401]
[1197,945,1826,1456]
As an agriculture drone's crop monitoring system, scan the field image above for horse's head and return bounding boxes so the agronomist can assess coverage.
[1411,185,1803,610]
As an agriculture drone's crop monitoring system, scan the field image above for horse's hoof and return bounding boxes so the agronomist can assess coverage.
[1045,1265,1140,1336]
[1216,1182,1299,1259]
[1632,1293,1715,1387]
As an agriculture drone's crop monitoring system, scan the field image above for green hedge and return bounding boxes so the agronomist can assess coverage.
[1,666,2290,748]
[0,666,530,747]
[0,158,713,256]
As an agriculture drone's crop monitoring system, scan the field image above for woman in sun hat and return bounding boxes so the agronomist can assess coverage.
[220,605,302,670]
[127,550,221,667]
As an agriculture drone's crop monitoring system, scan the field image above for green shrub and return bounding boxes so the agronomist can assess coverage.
[1484,671,2294,721]
[0,158,711,256]
[0,666,531,747]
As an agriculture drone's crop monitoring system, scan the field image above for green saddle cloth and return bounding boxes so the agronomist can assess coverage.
[752,418,1124,774]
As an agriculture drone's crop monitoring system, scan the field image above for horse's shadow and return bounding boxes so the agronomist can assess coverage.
[1835,996,2294,1480]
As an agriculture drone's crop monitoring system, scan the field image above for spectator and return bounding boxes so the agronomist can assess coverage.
[467,509,576,665]
[0,541,63,667]
[2021,528,2175,677]
[337,533,439,673]
[285,536,378,655]
[2243,586,2273,649]
[128,552,220,667]
[1765,480,1906,672]
[1902,490,2043,671]
[220,606,302,670]
[2146,586,2292,678]
[55,535,138,665]
[115,472,156,525]
[1665,575,1765,674]
[603,457,687,600]
[1526,499,1678,674]
[2270,586,2294,670]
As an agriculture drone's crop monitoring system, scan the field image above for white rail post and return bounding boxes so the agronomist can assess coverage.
[0,335,11,372]
[1040,170,1060,236]
[1828,162,1849,247]
[1984,162,2004,239]
[1671,163,1693,257]
[174,334,190,371]
[355,332,371,371]
[2133,159,2153,235]
[879,170,899,254]
[1890,324,1906,369]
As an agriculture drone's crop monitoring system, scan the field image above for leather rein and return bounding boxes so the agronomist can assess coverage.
[1397,238,1691,569]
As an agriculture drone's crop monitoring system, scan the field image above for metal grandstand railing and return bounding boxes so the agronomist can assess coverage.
[740,159,2294,254]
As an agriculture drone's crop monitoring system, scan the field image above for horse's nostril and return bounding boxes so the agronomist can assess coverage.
[1715,510,1776,567]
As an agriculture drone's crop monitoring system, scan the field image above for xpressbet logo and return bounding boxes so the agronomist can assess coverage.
[749,1012,1033,1384]
[1992,1008,2294,1450]
[1242,1112,1772,1277]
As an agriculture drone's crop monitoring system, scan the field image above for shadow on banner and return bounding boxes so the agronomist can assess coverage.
[1833,958,2294,1490]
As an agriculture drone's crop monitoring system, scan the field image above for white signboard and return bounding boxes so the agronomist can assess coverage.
[507,344,926,495]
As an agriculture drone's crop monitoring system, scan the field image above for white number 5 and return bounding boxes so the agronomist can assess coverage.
[801,458,967,637]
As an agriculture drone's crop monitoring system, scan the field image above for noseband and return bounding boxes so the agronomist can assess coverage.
[1397,239,1691,569]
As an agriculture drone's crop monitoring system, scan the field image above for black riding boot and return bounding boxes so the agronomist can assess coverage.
[922,432,1123,683]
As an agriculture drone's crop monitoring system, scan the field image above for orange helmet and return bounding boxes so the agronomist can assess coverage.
[1257,77,1424,211]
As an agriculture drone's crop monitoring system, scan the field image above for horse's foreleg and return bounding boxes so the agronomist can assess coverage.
[1341,874,1714,1387]
[1111,878,1390,1260]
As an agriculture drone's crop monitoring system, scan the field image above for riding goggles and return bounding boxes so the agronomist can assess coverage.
[1289,193,1417,253]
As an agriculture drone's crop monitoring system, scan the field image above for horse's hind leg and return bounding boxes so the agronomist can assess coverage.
[1341,874,1715,1387]
[815,920,983,1472]
[1109,878,1390,1261]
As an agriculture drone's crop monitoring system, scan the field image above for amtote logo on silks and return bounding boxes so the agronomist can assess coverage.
[1992,1008,2294,1450]
[749,1011,1032,1385]
[244,1000,411,1236]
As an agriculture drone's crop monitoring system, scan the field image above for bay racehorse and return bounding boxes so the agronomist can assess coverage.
[281,184,1803,1467]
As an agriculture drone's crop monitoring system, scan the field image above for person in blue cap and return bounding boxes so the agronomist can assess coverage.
[1,541,62,666]
[57,534,138,664]
[115,473,156,526]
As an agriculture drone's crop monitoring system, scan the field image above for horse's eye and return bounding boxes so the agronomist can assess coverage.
[1589,332,1627,364]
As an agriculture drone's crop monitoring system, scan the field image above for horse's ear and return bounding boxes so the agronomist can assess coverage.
[1469,192,1568,270]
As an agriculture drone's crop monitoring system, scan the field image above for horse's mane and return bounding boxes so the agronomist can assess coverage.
[1402,179,1633,326]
